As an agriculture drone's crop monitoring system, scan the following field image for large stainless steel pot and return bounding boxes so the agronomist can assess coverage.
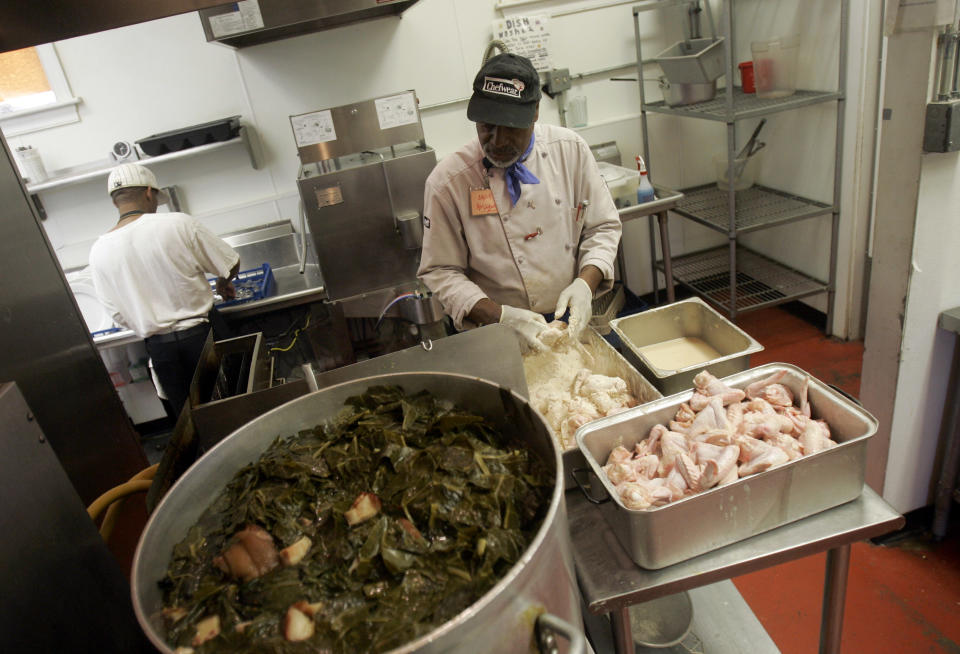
[132,372,584,654]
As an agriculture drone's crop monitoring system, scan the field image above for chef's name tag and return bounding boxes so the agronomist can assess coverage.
[470,188,497,216]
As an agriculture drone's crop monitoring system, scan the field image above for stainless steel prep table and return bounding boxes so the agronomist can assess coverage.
[617,186,683,305]
[567,485,903,654]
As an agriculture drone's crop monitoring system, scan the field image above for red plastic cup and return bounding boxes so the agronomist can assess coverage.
[738,61,755,93]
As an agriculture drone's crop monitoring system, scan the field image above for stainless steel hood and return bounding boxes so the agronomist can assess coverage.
[198,0,421,49]
[0,0,231,53]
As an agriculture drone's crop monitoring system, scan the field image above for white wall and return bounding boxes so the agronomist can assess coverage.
[860,0,960,513]
[882,151,960,512]
[4,0,872,339]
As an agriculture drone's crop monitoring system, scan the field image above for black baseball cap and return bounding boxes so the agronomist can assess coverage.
[467,53,542,129]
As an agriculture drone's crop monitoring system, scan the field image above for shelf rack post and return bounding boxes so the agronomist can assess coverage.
[828,0,850,335]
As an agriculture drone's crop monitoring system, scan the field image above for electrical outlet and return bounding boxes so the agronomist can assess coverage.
[544,68,572,96]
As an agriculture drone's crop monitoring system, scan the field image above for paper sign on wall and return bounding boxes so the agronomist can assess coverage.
[208,0,264,38]
[291,110,337,147]
[491,15,551,72]
[375,92,418,130]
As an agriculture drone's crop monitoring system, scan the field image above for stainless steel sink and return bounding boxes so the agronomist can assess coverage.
[218,221,326,315]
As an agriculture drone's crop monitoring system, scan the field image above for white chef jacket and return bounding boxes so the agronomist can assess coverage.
[418,123,622,330]
[89,212,239,338]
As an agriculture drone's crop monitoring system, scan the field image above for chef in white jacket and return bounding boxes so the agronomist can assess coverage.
[418,53,622,351]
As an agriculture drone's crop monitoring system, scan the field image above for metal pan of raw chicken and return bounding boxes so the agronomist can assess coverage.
[574,362,878,569]
[522,324,662,490]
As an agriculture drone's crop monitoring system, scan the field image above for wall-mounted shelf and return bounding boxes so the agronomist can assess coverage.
[674,184,833,234]
[25,125,258,194]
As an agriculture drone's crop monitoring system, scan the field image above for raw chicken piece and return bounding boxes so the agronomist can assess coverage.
[692,441,726,463]
[676,452,703,493]
[670,403,696,433]
[799,376,811,418]
[631,454,660,479]
[765,432,803,460]
[779,406,810,435]
[693,370,746,405]
[669,420,691,434]
[689,392,712,412]
[738,411,788,440]
[619,482,653,510]
[619,478,672,509]
[658,430,690,475]
[799,420,837,455]
[696,428,735,446]
[700,445,740,490]
[726,401,744,433]
[603,461,637,485]
[745,397,777,415]
[607,445,632,465]
[718,462,740,486]
[759,383,794,408]
[636,424,667,456]
[664,466,689,497]
[674,403,696,426]
[736,435,790,476]
[688,396,729,437]
[744,369,788,399]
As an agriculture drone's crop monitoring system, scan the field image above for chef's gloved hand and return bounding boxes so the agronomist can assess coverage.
[555,277,593,340]
[499,305,549,352]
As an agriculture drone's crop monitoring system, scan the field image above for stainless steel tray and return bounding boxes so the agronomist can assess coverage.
[524,327,662,490]
[611,297,763,395]
[574,363,877,569]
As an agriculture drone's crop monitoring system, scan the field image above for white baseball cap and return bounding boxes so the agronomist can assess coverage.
[107,163,161,196]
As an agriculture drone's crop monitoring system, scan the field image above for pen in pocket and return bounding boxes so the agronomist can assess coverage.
[575,199,590,222]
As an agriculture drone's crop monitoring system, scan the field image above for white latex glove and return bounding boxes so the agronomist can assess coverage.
[554,277,594,340]
[499,305,549,352]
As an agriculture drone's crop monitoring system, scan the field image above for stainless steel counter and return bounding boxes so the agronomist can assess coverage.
[92,276,327,349]
[616,185,683,305]
[568,485,903,653]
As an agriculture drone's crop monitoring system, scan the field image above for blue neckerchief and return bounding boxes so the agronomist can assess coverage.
[484,134,540,206]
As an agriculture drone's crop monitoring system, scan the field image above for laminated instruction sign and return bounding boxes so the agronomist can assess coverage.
[491,15,551,72]
[208,0,264,38]
[291,110,337,147]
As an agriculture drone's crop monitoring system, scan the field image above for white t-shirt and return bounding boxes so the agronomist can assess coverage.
[417,123,622,330]
[89,212,239,338]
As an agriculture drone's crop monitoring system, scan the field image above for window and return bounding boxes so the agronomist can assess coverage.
[0,44,79,137]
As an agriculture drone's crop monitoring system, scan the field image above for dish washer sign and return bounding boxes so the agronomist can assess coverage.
[291,110,337,147]
[375,92,418,130]
[492,15,551,72]
[207,0,264,38]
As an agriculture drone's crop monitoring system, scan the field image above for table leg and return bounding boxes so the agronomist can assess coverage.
[656,211,675,303]
[818,544,851,654]
[611,606,634,654]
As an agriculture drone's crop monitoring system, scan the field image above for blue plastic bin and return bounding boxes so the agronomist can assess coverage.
[209,263,274,307]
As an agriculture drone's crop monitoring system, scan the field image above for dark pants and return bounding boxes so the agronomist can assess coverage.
[145,323,210,419]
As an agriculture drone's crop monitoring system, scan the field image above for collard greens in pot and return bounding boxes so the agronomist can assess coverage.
[160,385,551,653]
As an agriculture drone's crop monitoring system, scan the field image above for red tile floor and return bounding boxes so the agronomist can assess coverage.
[732,305,960,654]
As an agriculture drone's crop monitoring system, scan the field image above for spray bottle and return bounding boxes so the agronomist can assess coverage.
[636,155,656,203]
